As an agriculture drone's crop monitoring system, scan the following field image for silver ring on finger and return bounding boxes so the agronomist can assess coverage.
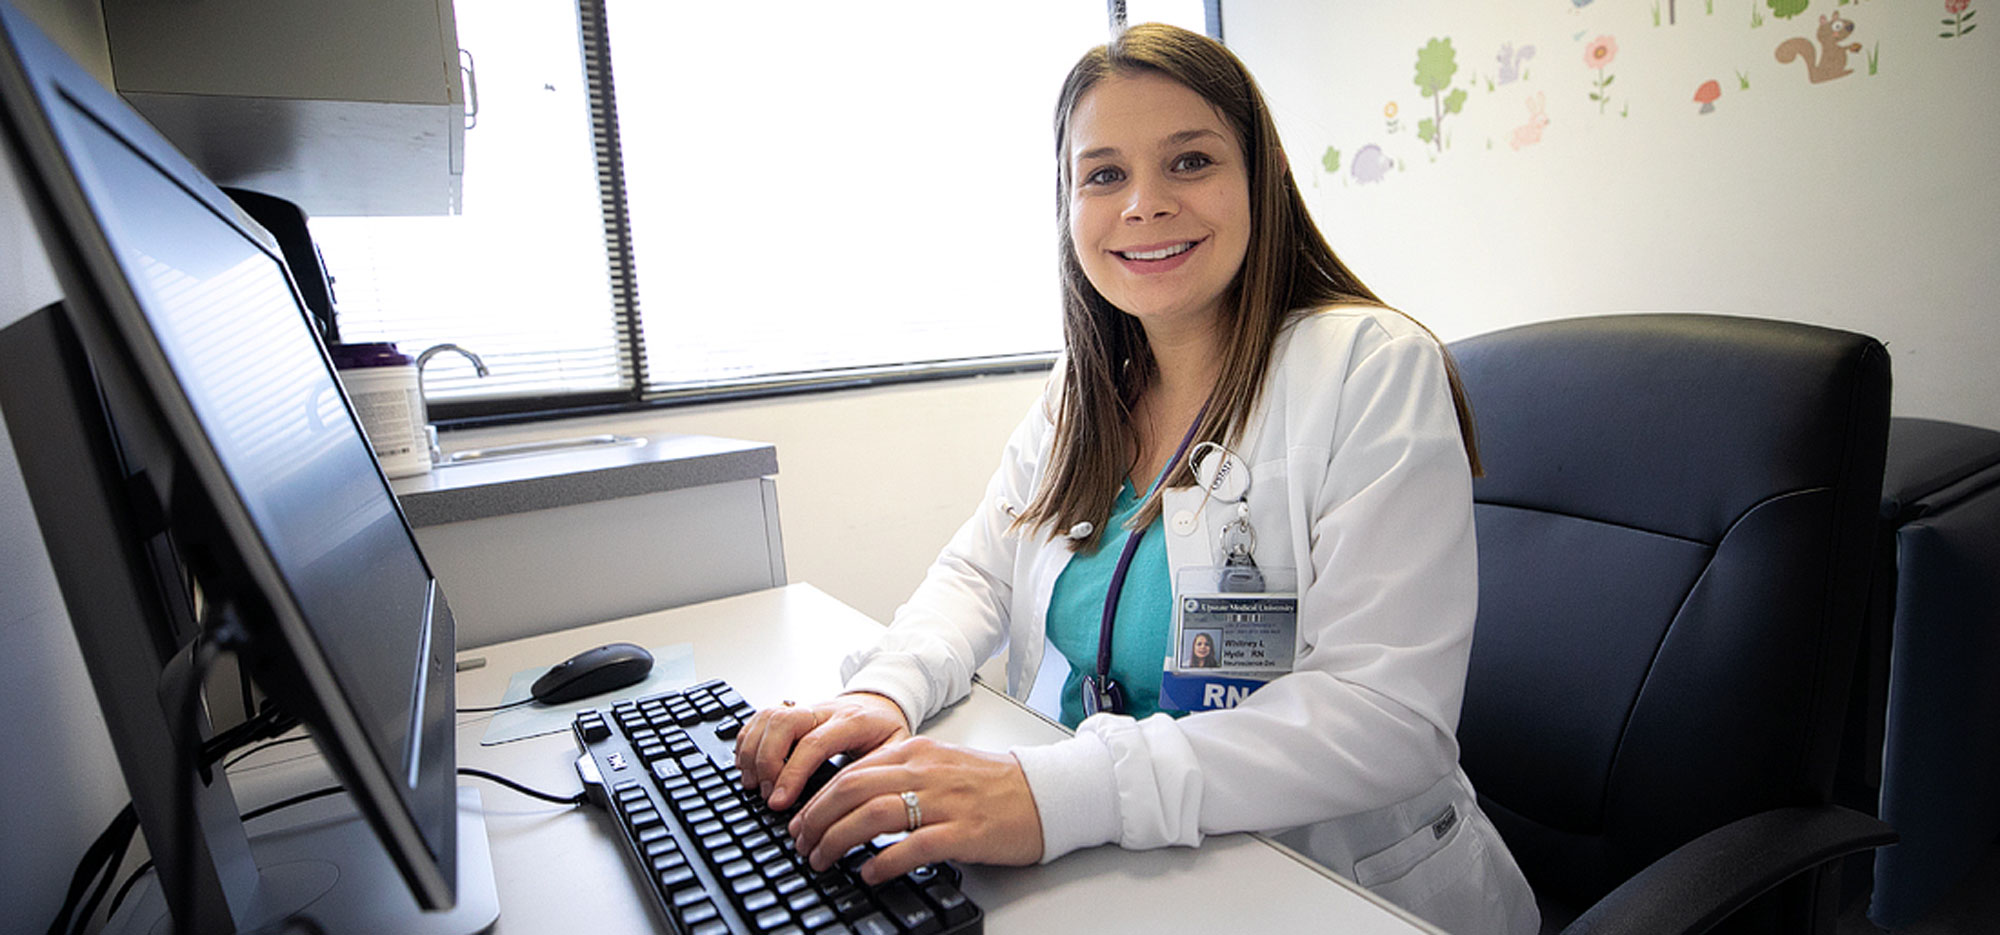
[901,791,922,832]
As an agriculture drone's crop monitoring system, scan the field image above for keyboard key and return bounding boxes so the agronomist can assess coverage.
[850,912,899,935]
[831,890,873,922]
[787,888,823,912]
[673,886,709,908]
[876,882,941,935]
[837,847,875,874]
[799,906,838,930]
[755,907,792,931]
[741,888,780,913]
[679,900,719,925]
[721,859,755,879]
[923,880,976,926]
[658,865,695,889]
[691,922,729,935]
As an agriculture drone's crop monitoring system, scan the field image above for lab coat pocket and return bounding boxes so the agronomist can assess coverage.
[1353,803,1473,906]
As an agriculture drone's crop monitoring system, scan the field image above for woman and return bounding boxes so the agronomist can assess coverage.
[1187,631,1219,668]
[736,24,1537,933]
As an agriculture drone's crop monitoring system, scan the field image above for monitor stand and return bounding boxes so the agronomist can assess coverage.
[108,786,500,935]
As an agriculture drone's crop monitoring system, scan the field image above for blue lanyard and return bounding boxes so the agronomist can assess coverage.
[1084,409,1207,717]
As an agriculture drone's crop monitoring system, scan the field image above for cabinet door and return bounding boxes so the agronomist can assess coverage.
[103,0,465,215]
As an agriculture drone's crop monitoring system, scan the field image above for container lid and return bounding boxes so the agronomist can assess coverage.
[329,341,410,369]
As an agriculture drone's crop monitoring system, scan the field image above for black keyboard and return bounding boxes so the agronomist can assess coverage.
[571,679,984,935]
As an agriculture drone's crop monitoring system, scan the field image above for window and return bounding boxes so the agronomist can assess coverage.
[314,1,1219,422]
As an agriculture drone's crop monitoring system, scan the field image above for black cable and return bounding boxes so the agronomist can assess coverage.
[70,806,141,935]
[455,697,533,714]
[108,769,585,920]
[222,733,312,770]
[457,767,589,805]
[105,860,152,923]
[44,803,138,935]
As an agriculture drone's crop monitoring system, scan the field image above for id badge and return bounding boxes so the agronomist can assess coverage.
[1159,566,1298,712]
[1173,566,1299,674]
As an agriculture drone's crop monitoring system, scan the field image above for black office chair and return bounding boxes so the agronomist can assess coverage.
[1856,417,2000,928]
[1449,314,1897,935]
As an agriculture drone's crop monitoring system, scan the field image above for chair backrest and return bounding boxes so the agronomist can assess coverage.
[1450,314,1890,915]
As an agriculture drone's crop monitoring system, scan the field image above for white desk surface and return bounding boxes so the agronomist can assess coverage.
[448,583,1438,934]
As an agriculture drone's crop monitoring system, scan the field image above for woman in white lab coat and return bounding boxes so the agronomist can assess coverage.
[736,24,1538,933]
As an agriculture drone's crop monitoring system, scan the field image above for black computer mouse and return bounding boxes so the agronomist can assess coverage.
[530,642,654,705]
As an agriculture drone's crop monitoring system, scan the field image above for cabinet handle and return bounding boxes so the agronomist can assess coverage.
[460,48,479,130]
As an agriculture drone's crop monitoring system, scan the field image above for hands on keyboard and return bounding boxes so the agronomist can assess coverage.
[573,679,983,935]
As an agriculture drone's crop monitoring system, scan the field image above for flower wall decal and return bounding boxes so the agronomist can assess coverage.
[1584,34,1618,114]
[1942,0,1977,38]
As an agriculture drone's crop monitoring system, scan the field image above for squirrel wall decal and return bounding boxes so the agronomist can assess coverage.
[1776,12,1861,84]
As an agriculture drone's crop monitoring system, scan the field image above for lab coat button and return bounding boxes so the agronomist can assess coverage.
[1171,510,1197,535]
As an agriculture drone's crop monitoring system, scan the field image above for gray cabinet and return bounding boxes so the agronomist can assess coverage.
[101,0,465,215]
[391,435,788,649]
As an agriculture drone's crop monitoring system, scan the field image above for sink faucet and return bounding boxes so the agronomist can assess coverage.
[416,343,490,463]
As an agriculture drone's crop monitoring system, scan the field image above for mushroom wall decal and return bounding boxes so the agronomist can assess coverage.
[1695,79,1722,114]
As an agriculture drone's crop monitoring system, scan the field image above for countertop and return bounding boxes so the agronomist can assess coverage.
[389,433,778,527]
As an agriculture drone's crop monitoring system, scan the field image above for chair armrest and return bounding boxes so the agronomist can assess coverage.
[1562,805,1896,935]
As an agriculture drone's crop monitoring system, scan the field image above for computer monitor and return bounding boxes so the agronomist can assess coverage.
[0,6,492,932]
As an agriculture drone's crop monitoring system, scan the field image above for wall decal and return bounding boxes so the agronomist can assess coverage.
[1322,146,1341,174]
[1352,144,1395,184]
[1385,101,1402,134]
[1694,79,1722,112]
[1769,0,1811,21]
[1584,34,1618,113]
[1414,38,1469,153]
[1776,13,1861,82]
[1510,92,1550,148]
[1496,42,1536,84]
[1942,0,1977,37]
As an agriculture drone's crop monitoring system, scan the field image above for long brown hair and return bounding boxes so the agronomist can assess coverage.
[1016,24,1481,552]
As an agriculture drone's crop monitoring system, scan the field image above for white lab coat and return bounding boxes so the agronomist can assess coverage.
[843,307,1539,934]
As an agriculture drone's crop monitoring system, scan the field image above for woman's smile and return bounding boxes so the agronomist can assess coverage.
[1113,236,1206,272]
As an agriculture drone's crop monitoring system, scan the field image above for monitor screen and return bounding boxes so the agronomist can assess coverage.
[0,3,461,925]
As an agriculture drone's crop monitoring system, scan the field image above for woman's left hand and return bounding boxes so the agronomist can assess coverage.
[787,735,1044,884]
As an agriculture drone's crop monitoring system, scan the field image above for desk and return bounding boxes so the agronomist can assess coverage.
[452,583,1439,934]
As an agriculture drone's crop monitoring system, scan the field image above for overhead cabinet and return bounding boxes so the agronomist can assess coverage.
[102,0,466,216]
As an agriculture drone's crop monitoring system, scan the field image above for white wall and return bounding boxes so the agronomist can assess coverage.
[1226,0,1999,429]
[0,3,132,931]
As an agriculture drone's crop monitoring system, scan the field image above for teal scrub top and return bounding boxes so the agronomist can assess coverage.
[1046,482,1185,728]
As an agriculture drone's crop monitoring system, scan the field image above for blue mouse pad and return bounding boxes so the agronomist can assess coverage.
[477,642,696,746]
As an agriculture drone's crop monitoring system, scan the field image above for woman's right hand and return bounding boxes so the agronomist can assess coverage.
[734,691,910,811]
